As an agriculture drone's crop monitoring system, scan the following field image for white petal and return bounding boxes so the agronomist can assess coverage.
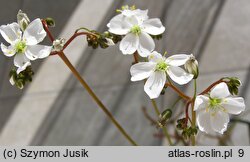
[196,110,213,134]
[142,18,165,35]
[134,9,148,22]
[148,51,163,62]
[210,111,229,134]
[119,33,139,54]
[122,9,148,23]
[130,62,155,81]
[167,66,193,85]
[144,71,166,99]
[108,14,131,35]
[25,45,52,60]
[14,54,31,74]
[221,97,245,115]
[137,32,155,57]
[23,18,46,45]
[1,43,16,57]
[0,22,21,44]
[165,54,190,66]
[210,82,230,99]
[194,95,209,111]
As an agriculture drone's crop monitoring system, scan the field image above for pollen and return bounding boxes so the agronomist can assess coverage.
[15,40,27,53]
[130,25,141,35]
[156,61,168,71]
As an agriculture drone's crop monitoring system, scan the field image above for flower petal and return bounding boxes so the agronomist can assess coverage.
[210,111,229,134]
[196,110,213,134]
[221,97,245,115]
[14,54,31,74]
[23,18,46,45]
[1,43,16,57]
[107,14,131,35]
[142,18,165,35]
[144,71,166,99]
[119,33,139,54]
[25,45,52,60]
[130,62,155,81]
[167,66,193,85]
[0,22,21,44]
[165,54,190,66]
[122,9,148,23]
[137,32,155,57]
[148,51,163,62]
[210,82,230,99]
[194,95,209,111]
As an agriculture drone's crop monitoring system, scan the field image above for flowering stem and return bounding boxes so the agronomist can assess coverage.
[42,19,54,42]
[42,21,137,145]
[58,52,137,146]
[132,52,172,145]
[63,32,97,50]
[165,83,191,100]
[191,79,197,146]
[151,99,173,145]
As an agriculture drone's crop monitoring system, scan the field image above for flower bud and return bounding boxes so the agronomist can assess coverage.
[52,38,66,52]
[223,77,241,95]
[158,109,172,128]
[17,10,30,31]
[45,17,55,27]
[184,54,199,79]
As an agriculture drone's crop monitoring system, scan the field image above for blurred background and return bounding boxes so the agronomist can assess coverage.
[0,0,249,146]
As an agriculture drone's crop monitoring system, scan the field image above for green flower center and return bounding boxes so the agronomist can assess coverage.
[156,61,168,71]
[209,98,222,107]
[130,25,141,35]
[15,41,27,53]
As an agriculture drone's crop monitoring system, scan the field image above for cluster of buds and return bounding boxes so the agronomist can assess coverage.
[116,5,136,12]
[158,109,172,128]
[9,66,34,89]
[52,38,65,52]
[176,118,197,139]
[86,31,121,49]
[223,77,241,95]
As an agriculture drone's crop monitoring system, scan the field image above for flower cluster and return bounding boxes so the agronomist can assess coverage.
[0,10,52,75]
[107,6,246,135]
[0,6,246,140]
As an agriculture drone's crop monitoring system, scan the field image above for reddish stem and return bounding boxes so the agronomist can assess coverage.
[41,19,55,42]
[165,83,191,100]
[63,32,96,50]
[199,79,225,95]
[133,52,139,63]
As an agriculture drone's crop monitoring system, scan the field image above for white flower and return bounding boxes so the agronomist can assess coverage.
[107,9,165,57]
[194,82,245,134]
[130,51,194,99]
[0,18,52,74]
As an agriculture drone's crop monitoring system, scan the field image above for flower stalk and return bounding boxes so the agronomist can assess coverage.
[42,20,137,146]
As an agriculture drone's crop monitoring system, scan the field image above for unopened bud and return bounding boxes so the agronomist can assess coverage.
[45,17,55,27]
[158,109,172,128]
[52,38,66,52]
[17,10,30,31]
[184,54,199,79]
[105,38,115,46]
[223,77,241,95]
